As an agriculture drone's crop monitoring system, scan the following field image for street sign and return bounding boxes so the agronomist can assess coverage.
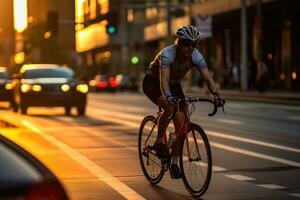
[195,15,212,39]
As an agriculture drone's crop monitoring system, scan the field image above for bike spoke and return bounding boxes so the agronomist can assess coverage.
[138,115,165,184]
[180,124,212,196]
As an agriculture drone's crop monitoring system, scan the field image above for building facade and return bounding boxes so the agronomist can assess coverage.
[10,0,77,73]
[75,0,299,91]
[0,1,14,67]
[190,0,299,91]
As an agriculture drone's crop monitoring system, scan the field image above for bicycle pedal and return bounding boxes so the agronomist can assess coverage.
[169,164,182,179]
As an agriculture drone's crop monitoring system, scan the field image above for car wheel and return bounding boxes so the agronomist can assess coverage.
[65,106,71,116]
[11,103,18,113]
[21,105,27,115]
[77,106,86,116]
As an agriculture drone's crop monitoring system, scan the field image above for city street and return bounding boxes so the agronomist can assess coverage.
[0,92,299,199]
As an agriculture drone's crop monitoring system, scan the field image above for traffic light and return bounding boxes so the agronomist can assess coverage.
[106,11,118,35]
[106,25,117,35]
[47,11,58,35]
[131,56,140,65]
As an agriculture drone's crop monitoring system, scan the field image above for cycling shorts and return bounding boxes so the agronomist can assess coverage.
[142,73,185,107]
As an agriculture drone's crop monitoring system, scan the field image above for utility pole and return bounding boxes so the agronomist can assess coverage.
[167,0,172,43]
[256,0,262,63]
[120,6,128,75]
[240,0,248,91]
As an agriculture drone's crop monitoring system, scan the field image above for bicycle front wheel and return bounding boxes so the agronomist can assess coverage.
[179,123,212,197]
[138,115,164,184]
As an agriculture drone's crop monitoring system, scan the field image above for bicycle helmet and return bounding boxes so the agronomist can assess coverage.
[175,25,201,42]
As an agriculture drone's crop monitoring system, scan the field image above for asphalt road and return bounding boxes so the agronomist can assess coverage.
[0,92,299,199]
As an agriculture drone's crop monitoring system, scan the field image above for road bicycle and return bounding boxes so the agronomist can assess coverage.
[138,96,223,197]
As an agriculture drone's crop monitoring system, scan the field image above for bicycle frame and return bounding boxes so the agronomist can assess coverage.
[143,104,202,163]
[139,96,219,196]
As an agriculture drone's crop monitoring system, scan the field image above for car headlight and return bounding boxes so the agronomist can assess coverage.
[76,84,88,93]
[89,80,96,87]
[21,84,31,93]
[5,83,13,90]
[32,85,42,92]
[61,84,70,92]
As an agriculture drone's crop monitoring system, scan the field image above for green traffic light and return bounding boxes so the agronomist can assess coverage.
[131,56,140,64]
[107,25,117,35]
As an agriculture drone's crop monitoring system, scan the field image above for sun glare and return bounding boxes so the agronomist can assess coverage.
[13,0,28,32]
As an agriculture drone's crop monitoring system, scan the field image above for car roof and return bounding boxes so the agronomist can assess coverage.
[20,64,70,73]
[0,67,8,73]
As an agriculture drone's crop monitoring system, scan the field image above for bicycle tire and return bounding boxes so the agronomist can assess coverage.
[138,115,165,184]
[179,123,212,197]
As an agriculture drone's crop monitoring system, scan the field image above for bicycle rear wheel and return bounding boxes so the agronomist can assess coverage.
[179,123,212,197]
[138,115,164,184]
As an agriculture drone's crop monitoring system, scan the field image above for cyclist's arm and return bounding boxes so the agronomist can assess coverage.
[193,49,218,95]
[160,67,172,99]
[199,68,218,94]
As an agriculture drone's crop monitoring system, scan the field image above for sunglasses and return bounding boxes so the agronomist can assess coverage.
[179,40,197,48]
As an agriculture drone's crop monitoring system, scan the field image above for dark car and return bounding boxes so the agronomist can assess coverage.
[0,135,69,199]
[0,67,15,107]
[115,74,139,91]
[88,74,117,92]
[12,64,88,116]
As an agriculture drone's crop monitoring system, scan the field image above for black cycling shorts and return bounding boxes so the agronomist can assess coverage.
[142,73,185,107]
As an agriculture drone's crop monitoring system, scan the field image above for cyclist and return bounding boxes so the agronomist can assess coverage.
[142,25,225,178]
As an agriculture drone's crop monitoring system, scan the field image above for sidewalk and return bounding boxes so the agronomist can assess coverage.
[185,86,300,105]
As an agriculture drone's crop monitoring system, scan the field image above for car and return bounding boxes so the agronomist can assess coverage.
[0,134,69,199]
[0,67,15,108]
[115,74,139,91]
[88,74,117,92]
[12,64,88,116]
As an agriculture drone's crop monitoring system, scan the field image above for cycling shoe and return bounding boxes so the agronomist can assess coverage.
[152,141,169,159]
[170,164,181,179]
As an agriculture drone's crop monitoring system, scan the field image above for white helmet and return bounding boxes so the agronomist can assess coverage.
[175,25,201,42]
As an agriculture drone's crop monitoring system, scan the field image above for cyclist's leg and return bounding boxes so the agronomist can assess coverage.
[170,83,186,157]
[142,74,172,158]
[156,95,174,142]
[165,83,186,178]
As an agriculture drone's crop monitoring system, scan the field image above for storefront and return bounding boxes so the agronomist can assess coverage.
[194,0,299,91]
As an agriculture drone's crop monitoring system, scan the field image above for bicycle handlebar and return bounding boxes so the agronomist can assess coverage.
[179,97,221,116]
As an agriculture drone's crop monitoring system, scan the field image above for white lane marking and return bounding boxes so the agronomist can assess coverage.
[289,116,300,121]
[89,101,147,113]
[88,106,300,154]
[21,120,145,200]
[79,127,137,152]
[216,119,243,125]
[90,105,300,154]
[55,117,74,122]
[207,130,300,154]
[257,184,287,190]
[211,142,300,168]
[212,166,227,172]
[182,155,226,172]
[290,193,300,198]
[226,174,255,181]
[87,108,300,168]
[87,109,141,128]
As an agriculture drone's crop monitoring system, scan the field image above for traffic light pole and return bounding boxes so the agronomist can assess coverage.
[240,0,248,91]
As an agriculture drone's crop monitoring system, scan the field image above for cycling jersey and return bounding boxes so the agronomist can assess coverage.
[146,45,207,84]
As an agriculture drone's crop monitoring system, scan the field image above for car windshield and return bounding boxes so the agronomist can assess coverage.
[0,142,41,188]
[23,68,74,79]
[0,72,9,79]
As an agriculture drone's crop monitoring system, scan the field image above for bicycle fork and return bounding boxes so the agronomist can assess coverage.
[185,127,202,162]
